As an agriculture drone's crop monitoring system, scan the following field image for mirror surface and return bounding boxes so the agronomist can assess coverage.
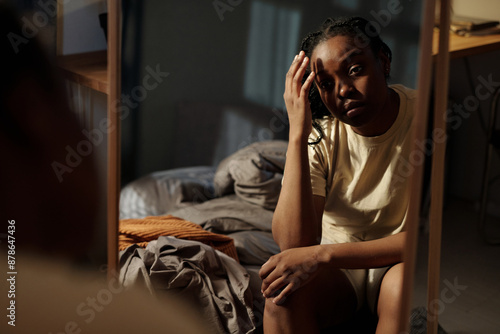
[119,0,426,332]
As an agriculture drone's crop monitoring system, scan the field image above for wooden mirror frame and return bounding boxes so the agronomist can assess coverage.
[401,0,451,333]
[398,0,436,330]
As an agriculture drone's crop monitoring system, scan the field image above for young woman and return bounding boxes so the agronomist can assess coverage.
[259,17,416,333]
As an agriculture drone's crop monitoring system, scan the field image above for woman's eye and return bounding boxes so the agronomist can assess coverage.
[319,81,333,90]
[349,66,363,76]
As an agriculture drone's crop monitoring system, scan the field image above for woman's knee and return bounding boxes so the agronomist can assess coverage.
[384,263,404,296]
[264,268,357,326]
[378,263,404,316]
[263,284,313,317]
[263,297,280,320]
[263,290,319,332]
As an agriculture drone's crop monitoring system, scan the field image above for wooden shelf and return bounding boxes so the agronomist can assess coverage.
[57,50,108,94]
[433,29,500,59]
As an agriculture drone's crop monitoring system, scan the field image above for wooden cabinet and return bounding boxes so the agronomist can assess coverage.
[58,50,108,94]
[56,1,120,276]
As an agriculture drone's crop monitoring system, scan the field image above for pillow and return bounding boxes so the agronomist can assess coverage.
[120,166,216,219]
[213,140,287,210]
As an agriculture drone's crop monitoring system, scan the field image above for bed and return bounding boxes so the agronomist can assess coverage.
[118,140,287,333]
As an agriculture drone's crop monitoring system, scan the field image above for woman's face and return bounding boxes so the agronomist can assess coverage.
[311,35,391,135]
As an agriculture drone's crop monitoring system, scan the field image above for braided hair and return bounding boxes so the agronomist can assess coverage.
[303,16,392,145]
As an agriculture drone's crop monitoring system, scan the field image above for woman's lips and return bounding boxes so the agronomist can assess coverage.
[344,102,365,118]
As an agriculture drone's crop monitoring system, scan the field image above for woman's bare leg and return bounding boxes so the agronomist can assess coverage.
[376,263,404,334]
[263,266,357,334]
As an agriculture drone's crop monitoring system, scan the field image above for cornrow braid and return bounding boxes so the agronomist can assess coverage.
[301,16,392,145]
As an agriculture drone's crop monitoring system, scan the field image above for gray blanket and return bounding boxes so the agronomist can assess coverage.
[213,140,287,210]
[120,236,257,334]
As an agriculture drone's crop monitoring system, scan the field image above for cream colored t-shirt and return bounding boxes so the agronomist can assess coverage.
[308,84,416,244]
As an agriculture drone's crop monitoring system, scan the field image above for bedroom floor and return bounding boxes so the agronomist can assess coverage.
[412,197,500,334]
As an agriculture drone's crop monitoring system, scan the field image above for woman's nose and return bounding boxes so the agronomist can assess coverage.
[338,81,353,99]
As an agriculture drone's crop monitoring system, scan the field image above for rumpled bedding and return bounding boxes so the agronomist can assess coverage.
[213,140,287,210]
[119,140,288,333]
[119,236,256,334]
[119,215,239,261]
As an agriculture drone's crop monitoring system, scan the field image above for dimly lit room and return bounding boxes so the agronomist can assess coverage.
[2,0,500,333]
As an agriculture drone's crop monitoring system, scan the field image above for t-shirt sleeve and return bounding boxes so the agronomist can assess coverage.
[308,137,328,198]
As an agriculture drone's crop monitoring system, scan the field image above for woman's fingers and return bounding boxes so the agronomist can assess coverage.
[292,54,311,96]
[260,247,323,305]
[261,271,290,298]
[259,257,274,280]
[302,71,316,97]
[282,51,314,141]
[285,52,304,94]
[285,51,310,95]
[262,273,302,306]
[259,261,280,292]
[271,281,297,305]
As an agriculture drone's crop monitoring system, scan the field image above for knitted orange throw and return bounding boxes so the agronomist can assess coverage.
[119,215,239,262]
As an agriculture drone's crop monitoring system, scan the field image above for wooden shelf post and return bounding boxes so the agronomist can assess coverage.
[107,0,121,280]
[427,0,451,333]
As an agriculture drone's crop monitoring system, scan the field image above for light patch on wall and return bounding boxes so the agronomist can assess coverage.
[212,111,257,165]
[335,0,361,11]
[451,0,500,22]
[61,0,107,55]
[243,1,301,109]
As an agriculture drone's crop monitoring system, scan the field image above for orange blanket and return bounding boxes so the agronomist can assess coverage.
[119,215,239,262]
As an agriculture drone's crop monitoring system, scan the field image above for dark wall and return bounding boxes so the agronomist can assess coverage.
[121,0,423,185]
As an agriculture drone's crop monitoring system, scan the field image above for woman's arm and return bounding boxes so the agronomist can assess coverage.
[321,231,406,269]
[272,139,325,250]
[260,231,406,304]
[272,51,320,250]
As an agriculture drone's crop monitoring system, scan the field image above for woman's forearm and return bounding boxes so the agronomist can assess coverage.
[273,51,320,250]
[317,231,406,269]
[272,136,322,250]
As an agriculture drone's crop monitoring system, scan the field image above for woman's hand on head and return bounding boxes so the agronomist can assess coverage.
[259,245,325,305]
[284,51,316,142]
